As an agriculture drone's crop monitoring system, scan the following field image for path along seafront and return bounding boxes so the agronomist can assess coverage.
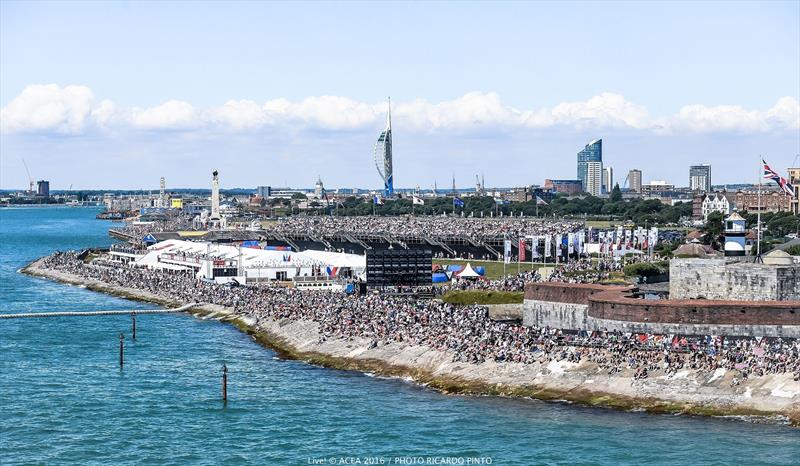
[2,207,800,465]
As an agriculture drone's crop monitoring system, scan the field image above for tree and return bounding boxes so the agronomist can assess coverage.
[703,211,724,249]
[610,183,622,203]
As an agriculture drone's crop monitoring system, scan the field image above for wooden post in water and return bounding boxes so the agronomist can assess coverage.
[222,364,228,401]
[119,333,124,368]
[131,312,136,340]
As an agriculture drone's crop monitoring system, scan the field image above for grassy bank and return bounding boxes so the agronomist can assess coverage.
[441,290,524,305]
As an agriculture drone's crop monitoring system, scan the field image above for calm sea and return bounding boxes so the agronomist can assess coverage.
[1,207,798,465]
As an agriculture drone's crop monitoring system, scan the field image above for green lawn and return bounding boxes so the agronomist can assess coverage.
[434,258,544,280]
[441,290,524,305]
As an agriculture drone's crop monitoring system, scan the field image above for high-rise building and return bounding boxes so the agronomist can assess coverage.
[256,186,271,198]
[689,165,712,192]
[789,168,799,215]
[36,180,49,197]
[576,139,602,191]
[603,167,614,194]
[586,161,603,196]
[628,169,642,193]
[373,98,393,196]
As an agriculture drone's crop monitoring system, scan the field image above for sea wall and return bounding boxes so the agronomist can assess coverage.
[21,259,800,425]
[524,282,800,338]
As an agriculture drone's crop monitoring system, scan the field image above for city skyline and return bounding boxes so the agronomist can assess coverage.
[1,1,799,190]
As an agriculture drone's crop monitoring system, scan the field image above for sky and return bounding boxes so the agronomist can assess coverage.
[1,1,799,191]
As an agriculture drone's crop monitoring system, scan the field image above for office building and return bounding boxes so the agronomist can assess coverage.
[36,180,50,197]
[689,165,712,192]
[603,167,614,194]
[586,161,603,196]
[543,179,583,195]
[628,169,642,193]
[576,139,602,191]
[641,181,675,196]
[256,186,271,198]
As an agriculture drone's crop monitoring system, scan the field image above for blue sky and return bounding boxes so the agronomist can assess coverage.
[1,1,798,190]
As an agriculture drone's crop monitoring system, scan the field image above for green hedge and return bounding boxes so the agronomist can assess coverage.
[441,290,524,305]
[623,262,667,277]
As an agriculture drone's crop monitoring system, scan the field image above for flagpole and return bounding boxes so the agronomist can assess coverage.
[756,156,762,263]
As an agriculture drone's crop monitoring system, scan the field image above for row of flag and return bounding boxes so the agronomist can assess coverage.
[503,227,661,262]
[372,195,548,207]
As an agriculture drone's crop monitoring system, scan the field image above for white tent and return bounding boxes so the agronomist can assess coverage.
[458,263,481,278]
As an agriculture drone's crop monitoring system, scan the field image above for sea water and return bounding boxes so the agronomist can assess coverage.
[1,207,798,465]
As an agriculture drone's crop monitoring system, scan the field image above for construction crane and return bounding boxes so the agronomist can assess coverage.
[21,158,34,194]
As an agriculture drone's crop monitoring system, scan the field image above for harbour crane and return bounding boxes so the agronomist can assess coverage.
[21,158,34,194]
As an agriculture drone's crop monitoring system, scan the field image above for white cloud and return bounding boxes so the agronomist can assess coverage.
[1,84,798,135]
[131,100,198,130]
[0,84,94,134]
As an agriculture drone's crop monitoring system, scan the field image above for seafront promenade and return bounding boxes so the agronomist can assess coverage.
[22,252,800,424]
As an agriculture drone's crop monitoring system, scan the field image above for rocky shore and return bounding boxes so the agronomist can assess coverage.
[21,258,800,425]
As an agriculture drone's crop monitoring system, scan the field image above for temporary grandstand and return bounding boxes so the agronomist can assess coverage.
[111,239,366,285]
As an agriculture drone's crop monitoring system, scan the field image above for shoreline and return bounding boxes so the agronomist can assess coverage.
[20,258,800,426]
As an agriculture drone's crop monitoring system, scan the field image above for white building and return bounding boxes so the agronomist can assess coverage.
[603,167,614,194]
[111,239,366,286]
[586,161,603,196]
[701,193,731,221]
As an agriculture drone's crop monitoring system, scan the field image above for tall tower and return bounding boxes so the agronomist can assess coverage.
[210,170,220,220]
[159,176,166,208]
[373,98,394,196]
[577,139,602,191]
[628,169,642,193]
[603,167,613,194]
[689,164,712,192]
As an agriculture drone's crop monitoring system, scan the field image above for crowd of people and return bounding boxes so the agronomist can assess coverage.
[40,251,800,383]
[263,216,584,242]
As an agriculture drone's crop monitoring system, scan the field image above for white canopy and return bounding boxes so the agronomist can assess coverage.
[458,262,481,278]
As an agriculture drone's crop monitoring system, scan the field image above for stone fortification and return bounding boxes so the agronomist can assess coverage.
[669,258,800,301]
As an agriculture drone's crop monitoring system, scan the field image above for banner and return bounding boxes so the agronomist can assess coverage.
[555,234,562,257]
[567,233,575,255]
[578,230,585,255]
[504,240,512,264]
[544,235,551,258]
[519,238,527,262]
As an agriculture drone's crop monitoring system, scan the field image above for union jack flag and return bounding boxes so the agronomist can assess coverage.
[763,159,795,197]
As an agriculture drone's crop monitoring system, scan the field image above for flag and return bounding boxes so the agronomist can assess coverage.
[413,196,425,205]
[519,238,527,261]
[453,197,465,208]
[536,196,548,205]
[763,159,795,196]
[373,195,384,205]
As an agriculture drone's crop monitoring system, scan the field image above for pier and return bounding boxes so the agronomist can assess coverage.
[0,303,198,319]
